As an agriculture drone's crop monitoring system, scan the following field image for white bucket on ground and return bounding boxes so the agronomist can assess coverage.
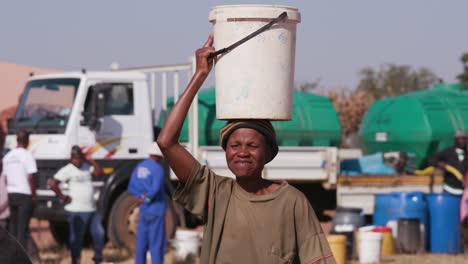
[359,231,383,264]
[172,230,201,260]
[209,5,301,120]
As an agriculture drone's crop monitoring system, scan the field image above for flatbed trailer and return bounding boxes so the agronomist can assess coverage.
[337,174,444,215]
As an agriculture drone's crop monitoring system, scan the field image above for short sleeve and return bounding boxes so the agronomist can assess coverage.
[295,196,335,264]
[173,162,217,221]
[54,165,71,182]
[24,152,37,174]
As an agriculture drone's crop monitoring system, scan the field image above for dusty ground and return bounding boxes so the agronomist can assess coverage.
[30,218,467,264]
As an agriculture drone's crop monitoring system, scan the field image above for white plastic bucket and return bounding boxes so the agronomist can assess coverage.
[359,231,383,264]
[209,5,301,120]
[172,230,201,260]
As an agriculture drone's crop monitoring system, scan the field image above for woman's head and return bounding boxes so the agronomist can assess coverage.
[220,120,278,178]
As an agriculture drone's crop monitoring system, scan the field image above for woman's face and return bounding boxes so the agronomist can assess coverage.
[225,128,269,178]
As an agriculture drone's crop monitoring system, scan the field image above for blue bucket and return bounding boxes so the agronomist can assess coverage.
[427,193,461,254]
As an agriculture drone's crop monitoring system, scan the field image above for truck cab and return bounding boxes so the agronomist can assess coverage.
[4,70,169,248]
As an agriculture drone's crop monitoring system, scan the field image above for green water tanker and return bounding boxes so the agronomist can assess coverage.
[360,83,468,168]
[159,87,342,147]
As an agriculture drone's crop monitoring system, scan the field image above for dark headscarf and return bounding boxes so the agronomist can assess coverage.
[220,119,278,163]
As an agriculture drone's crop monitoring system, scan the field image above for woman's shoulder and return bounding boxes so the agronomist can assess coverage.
[282,183,308,200]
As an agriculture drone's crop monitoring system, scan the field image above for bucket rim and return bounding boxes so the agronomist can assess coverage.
[359,231,383,240]
[372,226,392,233]
[210,4,299,11]
[209,5,301,23]
[326,234,347,243]
[336,207,363,213]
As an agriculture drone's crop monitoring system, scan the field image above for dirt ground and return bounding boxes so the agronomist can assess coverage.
[30,219,467,264]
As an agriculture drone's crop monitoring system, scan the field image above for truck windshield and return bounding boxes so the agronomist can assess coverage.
[9,78,80,134]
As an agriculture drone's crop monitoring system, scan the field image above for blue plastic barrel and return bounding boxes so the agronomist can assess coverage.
[427,193,461,254]
[391,192,429,248]
[387,192,428,230]
[373,193,392,225]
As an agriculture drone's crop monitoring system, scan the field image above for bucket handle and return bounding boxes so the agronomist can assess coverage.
[208,12,288,60]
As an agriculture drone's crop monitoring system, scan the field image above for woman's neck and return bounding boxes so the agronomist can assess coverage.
[236,176,279,195]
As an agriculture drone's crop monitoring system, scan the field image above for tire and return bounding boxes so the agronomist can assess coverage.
[107,191,178,250]
[49,220,69,245]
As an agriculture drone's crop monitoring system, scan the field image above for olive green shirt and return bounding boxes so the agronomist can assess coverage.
[174,162,335,264]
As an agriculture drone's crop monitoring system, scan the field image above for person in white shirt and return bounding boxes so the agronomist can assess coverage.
[48,146,104,264]
[2,129,37,248]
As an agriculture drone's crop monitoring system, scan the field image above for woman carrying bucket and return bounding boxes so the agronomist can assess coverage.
[157,33,335,263]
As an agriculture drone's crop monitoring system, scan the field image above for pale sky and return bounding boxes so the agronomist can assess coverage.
[1,0,467,90]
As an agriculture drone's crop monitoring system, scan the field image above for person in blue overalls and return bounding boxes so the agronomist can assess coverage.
[128,142,166,264]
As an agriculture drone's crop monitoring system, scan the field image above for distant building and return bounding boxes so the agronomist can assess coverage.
[0,62,61,132]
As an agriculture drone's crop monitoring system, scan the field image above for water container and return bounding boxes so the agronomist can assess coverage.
[372,226,394,256]
[326,235,346,264]
[427,193,462,254]
[209,5,301,120]
[373,193,392,226]
[332,207,365,259]
[390,192,428,246]
[172,230,201,260]
[397,218,421,254]
[332,207,366,233]
[388,192,428,227]
[360,83,468,168]
[160,88,342,146]
[359,232,382,264]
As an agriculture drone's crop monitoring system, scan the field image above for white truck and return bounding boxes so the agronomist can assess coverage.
[4,58,353,250]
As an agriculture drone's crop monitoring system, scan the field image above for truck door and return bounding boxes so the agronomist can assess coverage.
[78,82,142,160]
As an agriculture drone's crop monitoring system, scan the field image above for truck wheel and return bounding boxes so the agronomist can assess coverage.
[49,221,69,245]
[107,191,178,250]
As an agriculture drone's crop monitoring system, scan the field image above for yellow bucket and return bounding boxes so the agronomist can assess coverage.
[372,226,394,256]
[327,234,346,264]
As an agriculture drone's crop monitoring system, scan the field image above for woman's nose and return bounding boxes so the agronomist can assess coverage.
[237,146,249,157]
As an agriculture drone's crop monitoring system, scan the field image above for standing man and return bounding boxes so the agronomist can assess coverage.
[433,130,468,196]
[48,146,105,264]
[3,129,37,248]
[128,142,166,264]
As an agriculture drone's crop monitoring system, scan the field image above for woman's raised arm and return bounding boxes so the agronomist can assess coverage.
[157,34,215,184]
